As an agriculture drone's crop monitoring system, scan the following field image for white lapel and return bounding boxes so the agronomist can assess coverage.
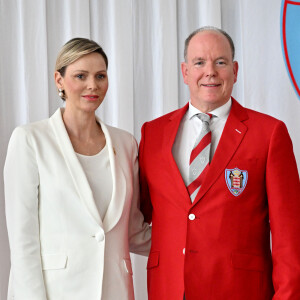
[98,120,127,233]
[50,108,103,227]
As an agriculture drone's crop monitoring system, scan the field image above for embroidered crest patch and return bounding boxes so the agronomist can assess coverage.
[225,168,248,196]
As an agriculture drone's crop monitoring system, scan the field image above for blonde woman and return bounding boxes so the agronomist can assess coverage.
[4,38,151,300]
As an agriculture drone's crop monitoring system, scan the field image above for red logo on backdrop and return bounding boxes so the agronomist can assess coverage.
[281,0,300,101]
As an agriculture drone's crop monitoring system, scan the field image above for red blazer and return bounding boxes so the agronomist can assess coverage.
[139,98,300,300]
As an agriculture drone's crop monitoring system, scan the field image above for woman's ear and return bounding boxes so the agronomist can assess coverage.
[54,71,64,89]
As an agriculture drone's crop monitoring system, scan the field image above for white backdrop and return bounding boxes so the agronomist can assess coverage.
[1,1,299,299]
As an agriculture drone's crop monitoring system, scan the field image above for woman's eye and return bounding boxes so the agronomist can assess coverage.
[97,73,107,79]
[76,74,84,79]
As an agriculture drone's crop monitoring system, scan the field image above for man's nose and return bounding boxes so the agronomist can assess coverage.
[205,63,217,77]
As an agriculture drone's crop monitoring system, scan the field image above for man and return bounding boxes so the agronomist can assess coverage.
[139,26,300,300]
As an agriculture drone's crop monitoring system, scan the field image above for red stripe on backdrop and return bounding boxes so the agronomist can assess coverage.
[282,0,300,96]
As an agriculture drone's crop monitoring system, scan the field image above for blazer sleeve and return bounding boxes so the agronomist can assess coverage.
[266,121,300,299]
[4,127,47,300]
[128,135,151,256]
[138,122,153,224]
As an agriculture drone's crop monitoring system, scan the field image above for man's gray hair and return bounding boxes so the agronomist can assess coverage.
[184,26,235,62]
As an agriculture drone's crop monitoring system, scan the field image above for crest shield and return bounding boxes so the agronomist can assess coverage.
[225,168,248,196]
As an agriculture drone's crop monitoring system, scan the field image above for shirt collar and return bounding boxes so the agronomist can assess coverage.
[188,98,232,120]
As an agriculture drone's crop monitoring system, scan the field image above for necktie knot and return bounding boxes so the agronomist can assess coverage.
[197,113,212,124]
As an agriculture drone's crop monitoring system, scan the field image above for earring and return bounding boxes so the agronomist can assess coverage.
[58,88,64,98]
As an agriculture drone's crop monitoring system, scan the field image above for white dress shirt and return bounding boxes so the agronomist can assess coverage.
[76,144,112,220]
[172,99,232,186]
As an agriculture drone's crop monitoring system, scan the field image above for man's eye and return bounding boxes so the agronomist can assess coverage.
[195,61,204,66]
[217,61,226,65]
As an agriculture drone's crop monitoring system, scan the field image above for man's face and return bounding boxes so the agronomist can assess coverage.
[181,31,238,112]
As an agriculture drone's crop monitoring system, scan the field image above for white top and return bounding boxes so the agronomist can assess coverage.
[76,145,112,220]
[172,98,232,186]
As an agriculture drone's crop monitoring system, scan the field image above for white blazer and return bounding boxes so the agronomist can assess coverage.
[4,108,151,300]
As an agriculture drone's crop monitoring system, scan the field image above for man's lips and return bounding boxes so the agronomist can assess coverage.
[201,84,221,87]
[82,95,99,101]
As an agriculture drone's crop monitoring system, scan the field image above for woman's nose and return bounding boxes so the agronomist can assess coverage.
[87,78,98,90]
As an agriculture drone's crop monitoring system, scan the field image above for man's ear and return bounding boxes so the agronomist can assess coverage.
[233,61,238,83]
[181,62,189,85]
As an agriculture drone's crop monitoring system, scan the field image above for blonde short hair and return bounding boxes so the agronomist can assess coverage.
[55,37,108,76]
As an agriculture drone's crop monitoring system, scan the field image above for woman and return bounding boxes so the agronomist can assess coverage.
[4,38,151,300]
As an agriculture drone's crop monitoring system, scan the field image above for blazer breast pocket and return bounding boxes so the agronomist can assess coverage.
[41,254,68,270]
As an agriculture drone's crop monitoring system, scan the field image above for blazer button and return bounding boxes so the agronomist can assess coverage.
[188,214,196,220]
[95,231,105,242]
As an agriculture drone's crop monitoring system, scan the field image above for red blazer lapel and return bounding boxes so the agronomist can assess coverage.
[164,103,189,150]
[193,98,249,205]
[163,103,192,206]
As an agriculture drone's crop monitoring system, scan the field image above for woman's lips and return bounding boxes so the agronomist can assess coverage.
[82,95,99,101]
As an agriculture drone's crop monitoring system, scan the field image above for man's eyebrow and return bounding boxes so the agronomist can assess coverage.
[191,57,205,63]
[191,56,230,63]
[215,56,229,61]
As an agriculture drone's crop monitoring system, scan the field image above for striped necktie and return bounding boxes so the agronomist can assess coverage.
[187,113,212,202]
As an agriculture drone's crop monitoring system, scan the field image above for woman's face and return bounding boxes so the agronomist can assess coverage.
[55,52,108,114]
